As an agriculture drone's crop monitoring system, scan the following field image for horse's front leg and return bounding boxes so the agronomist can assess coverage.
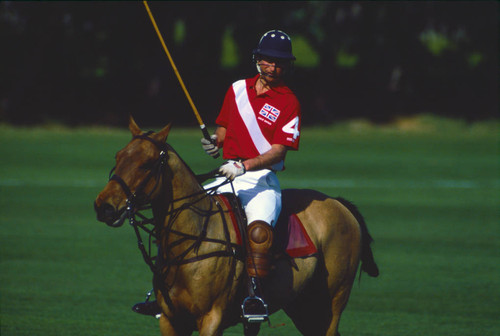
[197,309,224,336]
[159,313,195,336]
[159,313,179,336]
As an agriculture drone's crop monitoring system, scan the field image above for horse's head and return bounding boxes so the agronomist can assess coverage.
[94,116,172,227]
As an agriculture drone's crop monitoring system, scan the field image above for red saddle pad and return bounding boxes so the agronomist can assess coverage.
[218,195,317,258]
[284,213,318,258]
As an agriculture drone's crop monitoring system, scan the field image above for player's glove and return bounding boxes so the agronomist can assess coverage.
[219,160,246,180]
[201,135,219,158]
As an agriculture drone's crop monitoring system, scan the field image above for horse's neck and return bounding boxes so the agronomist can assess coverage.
[169,158,204,203]
[155,156,220,264]
[161,155,211,232]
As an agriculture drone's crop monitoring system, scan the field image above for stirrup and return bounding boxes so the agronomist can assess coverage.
[241,296,269,323]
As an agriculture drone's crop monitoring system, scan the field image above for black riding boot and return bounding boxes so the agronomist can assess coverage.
[131,290,162,317]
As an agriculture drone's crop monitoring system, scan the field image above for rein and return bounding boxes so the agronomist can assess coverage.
[108,132,242,311]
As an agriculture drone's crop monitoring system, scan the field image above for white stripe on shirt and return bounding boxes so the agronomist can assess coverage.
[232,80,271,154]
[232,80,284,171]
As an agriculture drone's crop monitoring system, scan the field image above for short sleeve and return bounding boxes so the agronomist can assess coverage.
[272,96,301,150]
[215,86,235,128]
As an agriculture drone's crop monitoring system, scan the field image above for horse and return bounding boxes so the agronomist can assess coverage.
[94,117,379,336]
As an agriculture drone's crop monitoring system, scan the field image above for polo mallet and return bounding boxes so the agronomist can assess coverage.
[143,1,219,158]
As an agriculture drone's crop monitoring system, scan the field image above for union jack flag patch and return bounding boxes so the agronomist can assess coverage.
[259,104,281,122]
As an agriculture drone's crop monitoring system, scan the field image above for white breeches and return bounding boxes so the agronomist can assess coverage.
[204,169,282,227]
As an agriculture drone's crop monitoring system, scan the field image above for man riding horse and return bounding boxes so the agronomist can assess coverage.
[201,29,300,322]
[134,29,300,324]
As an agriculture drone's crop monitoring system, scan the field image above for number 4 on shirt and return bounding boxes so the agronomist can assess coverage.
[282,117,300,140]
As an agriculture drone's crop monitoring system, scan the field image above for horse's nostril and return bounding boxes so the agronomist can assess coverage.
[95,202,116,222]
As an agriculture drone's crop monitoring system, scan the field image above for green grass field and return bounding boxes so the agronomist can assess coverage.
[1,117,498,335]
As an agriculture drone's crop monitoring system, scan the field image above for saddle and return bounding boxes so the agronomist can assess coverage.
[216,193,317,260]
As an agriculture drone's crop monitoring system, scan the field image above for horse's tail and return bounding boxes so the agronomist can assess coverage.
[335,197,379,277]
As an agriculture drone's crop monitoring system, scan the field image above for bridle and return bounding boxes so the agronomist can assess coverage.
[108,131,169,226]
[106,131,243,312]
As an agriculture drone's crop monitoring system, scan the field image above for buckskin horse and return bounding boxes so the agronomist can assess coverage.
[94,117,379,336]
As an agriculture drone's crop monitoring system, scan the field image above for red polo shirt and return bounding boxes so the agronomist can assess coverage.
[216,75,301,162]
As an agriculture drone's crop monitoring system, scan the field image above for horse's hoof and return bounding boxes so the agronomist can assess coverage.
[132,300,162,317]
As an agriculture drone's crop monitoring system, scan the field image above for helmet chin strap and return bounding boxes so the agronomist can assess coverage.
[255,63,266,76]
[255,62,279,79]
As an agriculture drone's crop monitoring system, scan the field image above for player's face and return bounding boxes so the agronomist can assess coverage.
[257,57,287,84]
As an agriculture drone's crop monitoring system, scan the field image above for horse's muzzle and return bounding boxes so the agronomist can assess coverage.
[94,201,127,227]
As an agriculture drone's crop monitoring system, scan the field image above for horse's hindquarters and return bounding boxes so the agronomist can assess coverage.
[279,189,364,336]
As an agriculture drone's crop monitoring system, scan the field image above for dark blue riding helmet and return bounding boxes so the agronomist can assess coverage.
[252,30,296,61]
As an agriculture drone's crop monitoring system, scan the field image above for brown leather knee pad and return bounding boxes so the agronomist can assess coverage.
[246,221,273,278]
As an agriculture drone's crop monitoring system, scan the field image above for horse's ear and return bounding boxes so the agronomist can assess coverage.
[129,115,142,136]
[154,122,172,143]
